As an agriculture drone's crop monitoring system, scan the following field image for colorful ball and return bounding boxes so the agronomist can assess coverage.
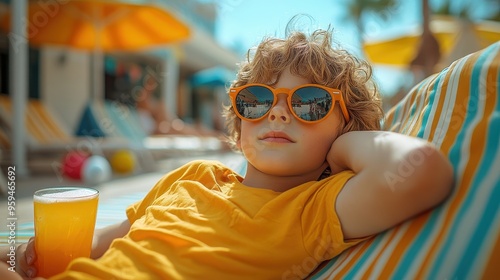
[81,155,111,185]
[110,150,136,174]
[62,151,89,180]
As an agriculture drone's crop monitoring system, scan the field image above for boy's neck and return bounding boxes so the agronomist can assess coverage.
[241,163,327,192]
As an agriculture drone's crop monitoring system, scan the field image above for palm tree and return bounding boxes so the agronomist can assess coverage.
[432,0,500,67]
[409,0,441,80]
[434,0,500,21]
[344,0,399,47]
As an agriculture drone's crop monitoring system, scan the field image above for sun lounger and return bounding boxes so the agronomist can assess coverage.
[307,41,500,279]
[76,100,227,159]
[1,43,497,279]
[0,96,154,173]
[0,96,132,151]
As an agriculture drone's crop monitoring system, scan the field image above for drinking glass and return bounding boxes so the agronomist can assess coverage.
[33,187,99,277]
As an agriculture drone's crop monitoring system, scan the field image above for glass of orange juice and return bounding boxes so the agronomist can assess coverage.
[33,187,99,278]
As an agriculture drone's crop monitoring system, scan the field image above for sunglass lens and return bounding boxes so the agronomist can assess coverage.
[235,86,274,120]
[292,87,333,121]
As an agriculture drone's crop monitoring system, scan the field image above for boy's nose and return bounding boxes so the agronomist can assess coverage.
[268,95,291,123]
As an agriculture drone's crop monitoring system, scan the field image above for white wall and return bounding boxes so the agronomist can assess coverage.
[40,46,90,134]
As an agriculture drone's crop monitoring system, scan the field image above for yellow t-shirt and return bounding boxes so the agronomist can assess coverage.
[52,160,361,280]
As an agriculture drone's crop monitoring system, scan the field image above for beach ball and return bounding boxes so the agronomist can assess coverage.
[81,155,112,185]
[62,151,89,180]
[110,150,136,174]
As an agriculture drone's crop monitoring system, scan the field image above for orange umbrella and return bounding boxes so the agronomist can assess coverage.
[0,0,191,175]
[1,0,191,51]
[363,16,500,68]
[1,0,191,99]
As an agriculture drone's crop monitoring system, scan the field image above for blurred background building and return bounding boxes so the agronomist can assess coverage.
[0,0,239,132]
[0,0,241,177]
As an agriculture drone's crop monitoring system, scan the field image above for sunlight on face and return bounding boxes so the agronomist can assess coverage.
[239,69,343,177]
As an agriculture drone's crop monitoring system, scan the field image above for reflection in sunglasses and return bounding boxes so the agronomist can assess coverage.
[230,84,349,123]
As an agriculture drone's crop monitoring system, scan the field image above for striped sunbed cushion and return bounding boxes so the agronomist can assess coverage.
[86,101,125,138]
[78,101,148,145]
[103,100,148,145]
[29,101,73,144]
[309,42,500,279]
[0,96,72,146]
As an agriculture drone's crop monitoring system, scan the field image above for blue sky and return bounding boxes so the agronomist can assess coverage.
[214,0,498,53]
[214,0,420,55]
[213,0,499,95]
[213,0,421,95]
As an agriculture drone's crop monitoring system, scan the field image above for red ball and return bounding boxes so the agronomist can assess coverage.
[62,151,89,180]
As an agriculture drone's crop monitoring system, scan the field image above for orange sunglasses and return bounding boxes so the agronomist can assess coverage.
[229,83,350,123]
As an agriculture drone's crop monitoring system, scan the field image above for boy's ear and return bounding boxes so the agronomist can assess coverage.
[236,139,241,149]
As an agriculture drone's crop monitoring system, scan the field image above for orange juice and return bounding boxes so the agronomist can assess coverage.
[33,187,99,278]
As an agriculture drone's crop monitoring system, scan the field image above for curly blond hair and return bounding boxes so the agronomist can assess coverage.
[223,26,383,151]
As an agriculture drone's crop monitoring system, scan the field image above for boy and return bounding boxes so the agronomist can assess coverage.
[1,27,453,279]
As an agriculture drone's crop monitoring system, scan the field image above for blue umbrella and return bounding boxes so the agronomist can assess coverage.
[190,66,235,88]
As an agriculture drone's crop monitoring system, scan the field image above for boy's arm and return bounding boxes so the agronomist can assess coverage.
[91,219,131,259]
[327,131,454,239]
[0,220,130,278]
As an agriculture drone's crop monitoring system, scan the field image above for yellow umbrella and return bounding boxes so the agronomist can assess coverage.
[363,16,500,67]
[1,0,191,51]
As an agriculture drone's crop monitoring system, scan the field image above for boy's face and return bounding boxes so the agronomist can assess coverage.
[238,69,343,177]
